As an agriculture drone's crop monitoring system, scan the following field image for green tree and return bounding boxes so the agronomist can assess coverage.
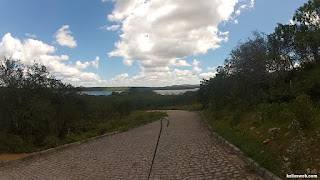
[293,0,320,63]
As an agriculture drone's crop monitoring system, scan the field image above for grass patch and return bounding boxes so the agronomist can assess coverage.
[1,111,167,154]
[104,87,130,91]
[161,103,203,111]
[203,108,320,177]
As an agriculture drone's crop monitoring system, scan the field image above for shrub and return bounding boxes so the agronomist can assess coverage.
[7,135,29,153]
[258,103,294,123]
[42,136,59,149]
[230,110,242,127]
[291,94,315,129]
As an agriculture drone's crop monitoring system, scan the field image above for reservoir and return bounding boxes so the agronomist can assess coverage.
[81,88,199,96]
[81,91,121,96]
[153,88,199,95]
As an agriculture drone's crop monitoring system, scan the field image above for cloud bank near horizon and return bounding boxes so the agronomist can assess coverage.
[0,0,255,87]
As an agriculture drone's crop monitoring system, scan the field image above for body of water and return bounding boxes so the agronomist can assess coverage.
[154,88,199,95]
[81,91,122,96]
[81,88,199,96]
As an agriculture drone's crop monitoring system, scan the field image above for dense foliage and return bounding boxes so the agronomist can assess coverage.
[0,58,197,153]
[199,0,320,129]
[0,59,81,151]
[199,0,320,175]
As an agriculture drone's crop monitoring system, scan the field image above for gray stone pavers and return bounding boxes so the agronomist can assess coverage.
[0,110,261,180]
[148,110,261,180]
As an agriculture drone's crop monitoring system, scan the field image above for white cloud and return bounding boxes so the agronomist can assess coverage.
[111,73,129,82]
[0,33,107,87]
[192,59,202,74]
[192,59,200,66]
[289,19,294,25]
[193,66,202,74]
[25,33,37,38]
[0,33,55,65]
[207,67,218,71]
[174,60,191,67]
[91,56,100,68]
[106,0,245,69]
[102,0,255,86]
[75,61,90,69]
[99,25,121,31]
[235,0,254,16]
[107,25,120,31]
[199,72,217,79]
[1,0,257,87]
[55,25,77,48]
[106,66,203,87]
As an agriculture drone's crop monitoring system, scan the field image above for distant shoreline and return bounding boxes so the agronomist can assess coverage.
[79,84,200,92]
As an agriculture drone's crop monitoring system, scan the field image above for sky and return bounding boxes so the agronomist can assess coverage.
[0,0,308,87]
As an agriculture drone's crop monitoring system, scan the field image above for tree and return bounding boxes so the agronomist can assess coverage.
[268,24,298,71]
[0,58,24,88]
[0,58,79,144]
[293,0,320,62]
[227,32,269,86]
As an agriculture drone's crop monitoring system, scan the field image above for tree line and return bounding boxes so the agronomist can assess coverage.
[199,0,320,128]
[0,58,197,152]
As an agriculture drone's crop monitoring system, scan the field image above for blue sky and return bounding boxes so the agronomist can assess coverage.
[0,0,308,87]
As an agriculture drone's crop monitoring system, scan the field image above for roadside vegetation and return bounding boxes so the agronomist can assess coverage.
[199,0,320,176]
[0,57,200,154]
[1,59,201,153]
[1,0,318,177]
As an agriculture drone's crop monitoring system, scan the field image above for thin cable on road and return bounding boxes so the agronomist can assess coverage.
[148,117,169,180]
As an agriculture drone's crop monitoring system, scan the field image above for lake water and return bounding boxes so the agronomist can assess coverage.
[154,88,199,95]
[81,91,122,96]
[81,88,199,96]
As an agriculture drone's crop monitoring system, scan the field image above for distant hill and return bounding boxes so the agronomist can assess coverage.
[79,87,130,91]
[151,84,200,90]
[79,84,200,91]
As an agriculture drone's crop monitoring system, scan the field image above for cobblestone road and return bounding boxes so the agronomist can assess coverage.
[0,110,261,180]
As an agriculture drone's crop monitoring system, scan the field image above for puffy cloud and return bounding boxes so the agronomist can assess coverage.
[192,59,202,74]
[102,0,255,86]
[174,60,191,67]
[0,33,56,65]
[107,66,202,87]
[207,67,218,71]
[235,0,254,15]
[55,25,77,48]
[25,33,37,38]
[193,66,202,74]
[105,0,250,69]
[235,10,241,15]
[75,61,90,69]
[0,33,106,87]
[91,56,100,68]
[192,59,200,66]
[110,73,129,83]
[199,72,217,79]
[128,67,200,86]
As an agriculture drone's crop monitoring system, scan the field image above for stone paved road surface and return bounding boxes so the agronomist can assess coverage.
[0,110,261,180]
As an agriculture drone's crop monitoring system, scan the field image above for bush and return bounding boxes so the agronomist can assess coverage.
[7,135,30,153]
[230,110,242,127]
[291,94,315,129]
[258,103,294,123]
[42,136,59,149]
